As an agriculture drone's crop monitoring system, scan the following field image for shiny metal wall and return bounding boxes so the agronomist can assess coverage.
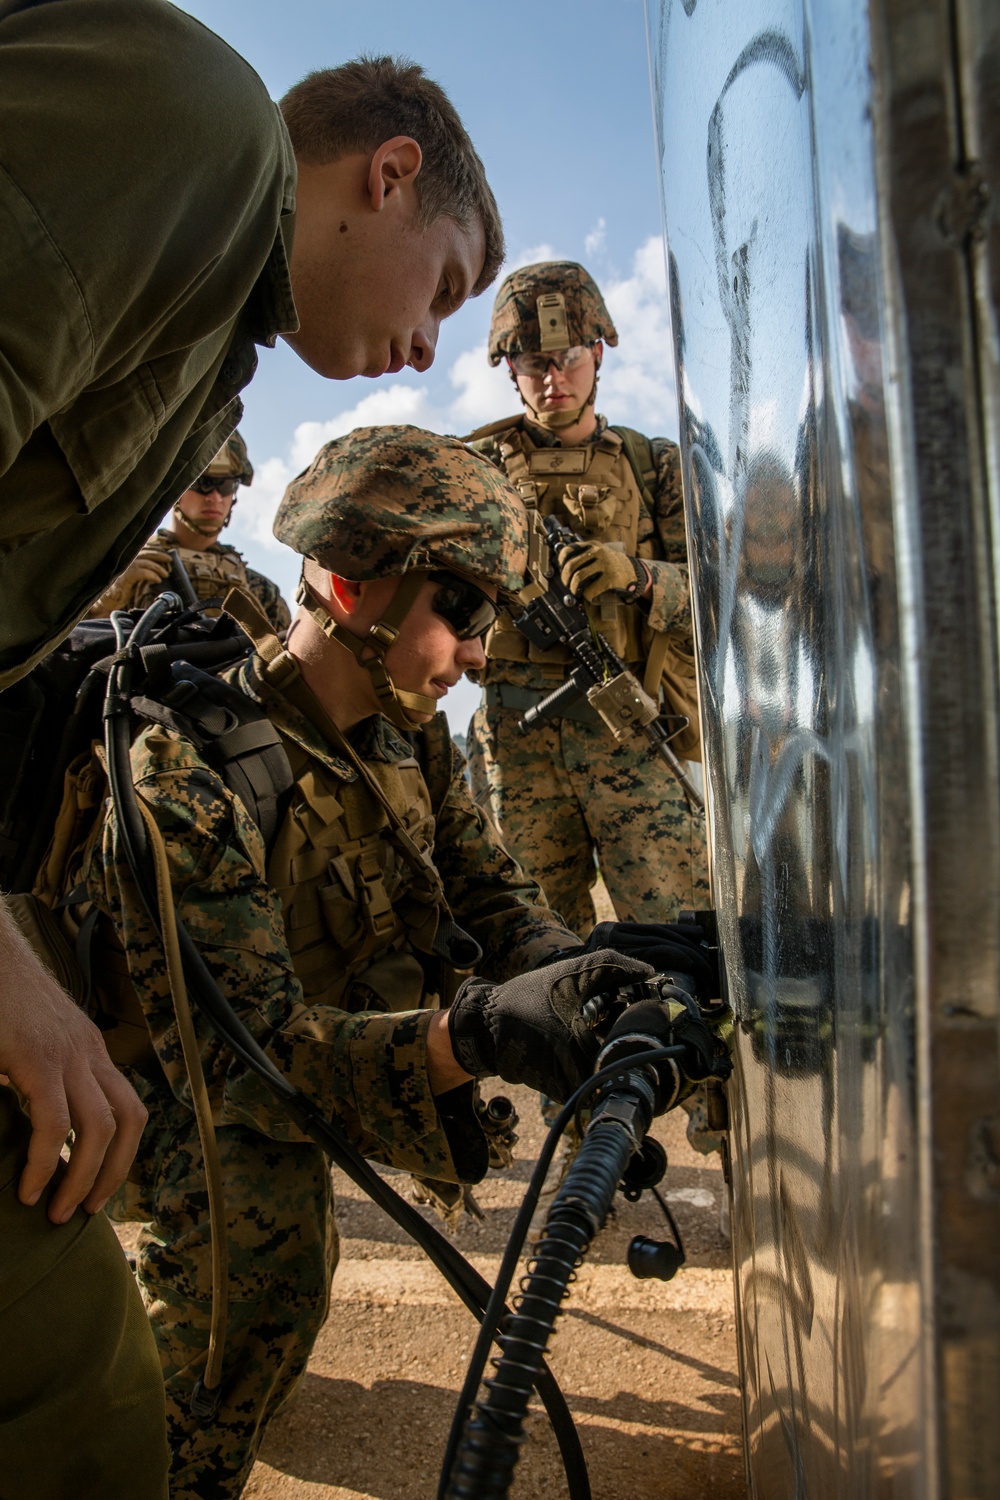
[645,0,1000,1494]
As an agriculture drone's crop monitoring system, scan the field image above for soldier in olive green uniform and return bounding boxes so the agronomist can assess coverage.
[466,262,710,937]
[0,10,503,1489]
[90,433,291,632]
[74,426,651,1498]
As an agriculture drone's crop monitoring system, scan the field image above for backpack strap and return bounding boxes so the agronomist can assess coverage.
[131,664,294,858]
[610,425,658,512]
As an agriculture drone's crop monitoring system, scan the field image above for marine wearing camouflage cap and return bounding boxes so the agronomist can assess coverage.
[275,424,530,728]
[487,260,618,366]
[275,424,529,596]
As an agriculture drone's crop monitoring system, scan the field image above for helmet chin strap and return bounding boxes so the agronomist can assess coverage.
[512,366,600,432]
[172,502,225,541]
[298,572,437,730]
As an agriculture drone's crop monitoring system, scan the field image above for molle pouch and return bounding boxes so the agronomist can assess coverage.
[483,610,531,663]
[316,885,367,962]
[318,849,400,967]
[31,750,106,910]
[562,483,619,535]
[644,628,703,760]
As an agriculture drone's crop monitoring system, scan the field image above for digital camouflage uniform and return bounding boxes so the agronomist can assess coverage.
[77,427,573,1499]
[466,262,709,938]
[89,437,291,632]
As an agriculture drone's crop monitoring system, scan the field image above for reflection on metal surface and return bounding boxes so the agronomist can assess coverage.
[646,0,1000,1494]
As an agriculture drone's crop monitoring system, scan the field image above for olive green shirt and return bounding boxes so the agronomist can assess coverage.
[0,0,298,686]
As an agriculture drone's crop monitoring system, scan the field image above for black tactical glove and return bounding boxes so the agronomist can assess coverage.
[584,920,720,1000]
[448,949,653,1103]
[596,981,732,1115]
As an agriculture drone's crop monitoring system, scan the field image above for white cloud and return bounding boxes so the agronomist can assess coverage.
[288,384,448,467]
[505,241,560,271]
[447,342,517,432]
[599,235,679,437]
[584,216,607,260]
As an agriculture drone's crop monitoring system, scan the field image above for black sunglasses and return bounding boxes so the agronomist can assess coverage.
[189,475,239,497]
[428,570,498,640]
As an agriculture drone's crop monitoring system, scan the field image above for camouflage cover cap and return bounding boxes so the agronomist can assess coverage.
[204,430,254,485]
[487,261,619,366]
[274,425,529,594]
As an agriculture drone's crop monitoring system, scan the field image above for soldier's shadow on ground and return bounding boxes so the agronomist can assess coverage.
[336,1189,728,1266]
[256,1370,745,1499]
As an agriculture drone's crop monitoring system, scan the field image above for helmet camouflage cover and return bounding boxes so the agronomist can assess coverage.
[487,260,618,366]
[274,425,529,596]
[204,430,254,486]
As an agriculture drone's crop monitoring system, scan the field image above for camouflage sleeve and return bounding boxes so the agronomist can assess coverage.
[639,436,691,635]
[422,720,577,977]
[85,723,467,1181]
[245,567,292,633]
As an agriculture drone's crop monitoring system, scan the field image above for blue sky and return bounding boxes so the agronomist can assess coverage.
[179,1,677,730]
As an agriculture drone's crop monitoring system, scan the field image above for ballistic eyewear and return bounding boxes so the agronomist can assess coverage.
[509,344,594,379]
[428,570,498,640]
[189,475,240,497]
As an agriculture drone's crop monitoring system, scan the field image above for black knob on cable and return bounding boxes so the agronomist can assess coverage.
[627,1234,684,1282]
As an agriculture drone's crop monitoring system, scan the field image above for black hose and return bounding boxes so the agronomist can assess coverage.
[437,1047,684,1500]
[442,1054,681,1500]
[103,601,588,1496]
[446,1128,633,1498]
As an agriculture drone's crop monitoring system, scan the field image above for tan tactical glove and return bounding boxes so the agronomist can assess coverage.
[88,548,171,616]
[558,541,648,602]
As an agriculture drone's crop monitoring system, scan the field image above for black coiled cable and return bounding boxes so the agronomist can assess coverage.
[442,1053,682,1500]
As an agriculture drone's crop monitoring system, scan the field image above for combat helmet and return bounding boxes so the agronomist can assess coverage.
[487,261,618,366]
[175,429,254,537]
[205,431,254,487]
[274,424,529,727]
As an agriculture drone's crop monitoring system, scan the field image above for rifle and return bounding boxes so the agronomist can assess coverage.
[168,548,200,609]
[512,514,705,814]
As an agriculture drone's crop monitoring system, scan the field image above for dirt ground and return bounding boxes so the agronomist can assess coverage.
[116,1090,744,1500]
[237,1089,745,1500]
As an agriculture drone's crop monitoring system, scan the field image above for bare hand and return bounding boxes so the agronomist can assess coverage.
[0,899,147,1223]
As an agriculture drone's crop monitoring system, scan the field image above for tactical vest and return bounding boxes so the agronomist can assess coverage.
[132,535,250,613]
[80,715,450,1071]
[484,424,648,670]
[268,728,448,1016]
